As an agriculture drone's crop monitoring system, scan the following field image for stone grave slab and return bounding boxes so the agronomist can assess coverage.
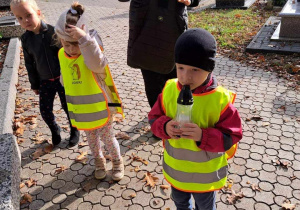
[271,0,300,42]
[246,16,300,54]
[0,16,25,39]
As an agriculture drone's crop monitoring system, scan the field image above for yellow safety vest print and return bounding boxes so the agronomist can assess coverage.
[58,48,123,130]
[161,79,237,193]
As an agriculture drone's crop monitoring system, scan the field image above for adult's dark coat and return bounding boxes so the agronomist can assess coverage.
[127,0,200,74]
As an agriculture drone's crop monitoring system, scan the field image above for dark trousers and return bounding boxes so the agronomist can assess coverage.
[39,78,71,131]
[141,68,177,108]
[171,186,216,210]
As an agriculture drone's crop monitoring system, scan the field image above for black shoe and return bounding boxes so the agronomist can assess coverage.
[51,126,62,146]
[118,0,130,2]
[69,127,80,147]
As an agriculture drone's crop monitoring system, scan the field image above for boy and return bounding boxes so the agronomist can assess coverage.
[148,28,243,210]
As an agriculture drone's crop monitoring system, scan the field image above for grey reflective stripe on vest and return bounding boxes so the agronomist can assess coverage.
[163,161,228,184]
[66,93,105,105]
[68,110,108,122]
[164,140,224,163]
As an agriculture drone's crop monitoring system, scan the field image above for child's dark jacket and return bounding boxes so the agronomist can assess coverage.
[21,21,61,90]
[148,74,243,152]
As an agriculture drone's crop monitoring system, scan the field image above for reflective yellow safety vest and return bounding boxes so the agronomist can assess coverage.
[58,48,123,130]
[161,79,237,193]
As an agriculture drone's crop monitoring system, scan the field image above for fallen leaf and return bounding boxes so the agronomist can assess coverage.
[20,183,25,189]
[44,144,53,153]
[83,182,92,192]
[134,166,141,172]
[76,151,88,164]
[55,165,66,174]
[226,190,244,204]
[153,199,160,205]
[20,193,32,204]
[234,14,242,18]
[251,183,261,192]
[32,148,44,160]
[17,138,25,144]
[282,201,296,210]
[160,185,170,190]
[130,193,136,198]
[142,172,159,188]
[25,178,36,188]
[115,132,130,140]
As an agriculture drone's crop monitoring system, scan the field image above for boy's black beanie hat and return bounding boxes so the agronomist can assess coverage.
[175,28,216,72]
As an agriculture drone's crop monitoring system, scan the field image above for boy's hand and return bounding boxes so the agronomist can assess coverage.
[32,89,39,95]
[166,120,182,139]
[65,24,86,41]
[180,123,202,142]
[178,0,191,6]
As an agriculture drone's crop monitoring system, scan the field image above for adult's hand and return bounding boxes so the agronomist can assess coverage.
[178,0,191,6]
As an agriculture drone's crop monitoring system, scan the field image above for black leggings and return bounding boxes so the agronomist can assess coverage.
[39,78,70,131]
[141,68,177,108]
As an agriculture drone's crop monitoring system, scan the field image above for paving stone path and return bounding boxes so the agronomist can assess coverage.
[17,0,300,209]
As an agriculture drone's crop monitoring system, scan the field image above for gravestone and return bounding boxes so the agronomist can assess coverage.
[0,0,10,8]
[271,0,300,41]
[0,16,25,39]
[213,0,256,9]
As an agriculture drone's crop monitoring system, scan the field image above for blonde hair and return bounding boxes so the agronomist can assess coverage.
[10,0,44,20]
[66,2,85,26]
[10,0,39,10]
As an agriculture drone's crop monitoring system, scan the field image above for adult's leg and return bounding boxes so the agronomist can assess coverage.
[171,186,193,210]
[141,68,176,108]
[193,191,216,210]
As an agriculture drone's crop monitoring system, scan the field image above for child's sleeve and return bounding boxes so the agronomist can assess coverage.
[78,32,108,76]
[21,40,40,90]
[199,103,243,152]
[148,94,173,139]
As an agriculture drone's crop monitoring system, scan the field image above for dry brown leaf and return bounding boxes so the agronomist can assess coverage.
[160,185,170,190]
[16,127,24,136]
[226,190,244,205]
[83,182,92,192]
[55,165,66,174]
[113,115,123,123]
[273,159,289,169]
[282,201,296,210]
[234,14,242,18]
[44,144,53,153]
[17,138,25,144]
[251,184,261,192]
[20,183,25,189]
[20,193,33,204]
[223,179,233,191]
[76,151,88,164]
[142,172,159,188]
[153,199,160,206]
[32,148,44,160]
[115,132,130,140]
[130,193,136,198]
[25,178,37,188]
[134,166,141,172]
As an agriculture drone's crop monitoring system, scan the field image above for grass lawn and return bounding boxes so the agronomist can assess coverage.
[189,2,300,89]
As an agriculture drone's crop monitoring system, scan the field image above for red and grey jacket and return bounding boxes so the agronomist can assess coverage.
[148,74,243,152]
